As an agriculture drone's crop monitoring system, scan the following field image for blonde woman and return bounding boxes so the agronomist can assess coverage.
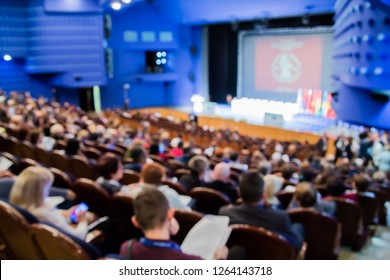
[263,174,284,208]
[9,166,89,239]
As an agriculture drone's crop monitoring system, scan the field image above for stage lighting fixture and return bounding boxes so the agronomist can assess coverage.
[161,58,167,64]
[111,1,122,10]
[156,52,162,58]
[156,59,161,65]
[161,51,167,57]
[3,54,12,61]
[122,0,132,3]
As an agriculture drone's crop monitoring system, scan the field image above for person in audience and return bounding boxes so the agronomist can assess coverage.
[263,174,284,209]
[49,123,65,140]
[9,166,90,239]
[28,128,43,146]
[95,153,124,195]
[326,175,347,198]
[229,152,248,172]
[372,171,387,185]
[121,163,189,209]
[64,138,81,156]
[258,160,272,176]
[219,171,304,253]
[119,188,228,260]
[289,182,336,215]
[343,174,375,203]
[179,155,209,191]
[123,146,147,172]
[168,141,184,159]
[206,162,238,202]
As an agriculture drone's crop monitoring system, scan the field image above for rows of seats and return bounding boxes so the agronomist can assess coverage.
[0,200,102,260]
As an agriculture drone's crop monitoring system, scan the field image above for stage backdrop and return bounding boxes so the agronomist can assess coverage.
[237,28,333,103]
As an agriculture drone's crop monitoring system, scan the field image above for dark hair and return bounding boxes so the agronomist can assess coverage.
[134,189,169,231]
[130,147,146,163]
[281,163,295,181]
[353,174,370,192]
[239,171,264,204]
[326,176,346,197]
[141,163,165,186]
[96,153,121,180]
[65,139,80,156]
[295,182,317,207]
[28,129,42,146]
[230,152,239,162]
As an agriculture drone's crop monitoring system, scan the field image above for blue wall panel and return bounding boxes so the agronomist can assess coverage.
[101,2,202,109]
[333,0,390,129]
[26,0,106,88]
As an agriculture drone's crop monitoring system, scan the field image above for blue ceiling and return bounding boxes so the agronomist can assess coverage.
[122,0,336,24]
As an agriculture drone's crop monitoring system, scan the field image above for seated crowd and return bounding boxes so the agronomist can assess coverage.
[0,90,389,260]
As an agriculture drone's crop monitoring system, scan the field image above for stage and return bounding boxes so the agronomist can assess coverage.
[175,101,337,135]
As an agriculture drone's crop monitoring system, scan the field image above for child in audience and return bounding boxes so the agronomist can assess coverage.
[120,188,228,260]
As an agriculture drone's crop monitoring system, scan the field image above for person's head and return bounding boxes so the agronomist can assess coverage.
[263,174,283,204]
[353,174,370,192]
[10,166,54,210]
[212,162,231,182]
[28,128,42,145]
[65,139,80,156]
[326,176,346,197]
[230,152,239,162]
[130,147,147,164]
[141,163,165,186]
[239,171,264,204]
[372,171,386,184]
[50,123,65,139]
[281,163,295,181]
[131,188,173,232]
[258,160,272,176]
[96,153,123,181]
[188,155,209,177]
[295,182,317,208]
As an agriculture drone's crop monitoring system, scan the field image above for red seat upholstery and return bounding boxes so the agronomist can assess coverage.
[119,170,140,185]
[50,167,73,190]
[108,193,143,242]
[172,209,203,245]
[288,208,341,259]
[30,224,91,260]
[73,178,110,217]
[325,197,366,251]
[0,201,41,259]
[189,187,231,215]
[227,224,295,260]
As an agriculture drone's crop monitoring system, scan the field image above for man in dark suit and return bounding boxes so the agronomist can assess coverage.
[316,133,329,157]
[219,171,304,253]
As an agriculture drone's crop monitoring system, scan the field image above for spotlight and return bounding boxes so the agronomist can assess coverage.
[161,58,167,64]
[156,59,161,65]
[3,54,12,61]
[156,52,162,58]
[121,0,132,3]
[161,51,167,57]
[111,1,122,10]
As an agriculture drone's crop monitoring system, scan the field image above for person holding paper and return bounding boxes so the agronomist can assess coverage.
[219,171,304,253]
[120,188,228,260]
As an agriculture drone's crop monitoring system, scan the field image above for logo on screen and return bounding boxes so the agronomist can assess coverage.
[271,53,301,83]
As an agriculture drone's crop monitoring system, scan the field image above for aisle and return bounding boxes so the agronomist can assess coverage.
[340,205,390,260]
